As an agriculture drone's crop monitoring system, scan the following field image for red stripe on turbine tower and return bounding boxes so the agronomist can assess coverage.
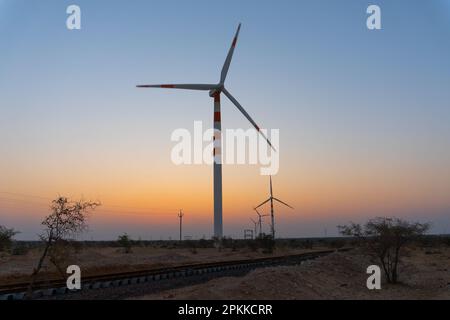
[214,112,221,122]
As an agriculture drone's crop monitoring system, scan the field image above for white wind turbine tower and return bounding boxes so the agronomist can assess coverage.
[255,176,293,239]
[137,24,274,239]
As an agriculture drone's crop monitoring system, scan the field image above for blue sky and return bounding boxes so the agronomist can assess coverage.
[1,0,450,239]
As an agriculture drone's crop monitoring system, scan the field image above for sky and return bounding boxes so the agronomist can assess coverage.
[1,0,450,240]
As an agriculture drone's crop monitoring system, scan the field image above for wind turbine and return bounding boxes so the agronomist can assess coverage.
[255,176,293,239]
[254,208,269,237]
[137,24,274,239]
[250,218,258,239]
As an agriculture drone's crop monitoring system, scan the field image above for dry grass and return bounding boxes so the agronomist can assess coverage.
[0,245,319,285]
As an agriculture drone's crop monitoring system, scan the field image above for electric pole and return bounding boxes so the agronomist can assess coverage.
[178,210,184,241]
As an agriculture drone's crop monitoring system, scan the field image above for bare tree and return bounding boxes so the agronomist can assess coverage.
[27,197,100,296]
[338,217,429,284]
[48,240,73,278]
[0,225,19,252]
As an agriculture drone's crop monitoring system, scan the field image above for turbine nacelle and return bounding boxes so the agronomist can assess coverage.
[209,85,223,98]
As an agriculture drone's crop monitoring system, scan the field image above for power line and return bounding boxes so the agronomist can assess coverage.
[0,192,179,215]
[0,201,177,217]
[0,191,52,200]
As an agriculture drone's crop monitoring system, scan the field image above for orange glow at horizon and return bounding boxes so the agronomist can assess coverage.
[1,121,450,239]
[2,155,449,229]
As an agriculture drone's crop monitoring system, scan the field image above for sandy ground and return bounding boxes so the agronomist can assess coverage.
[135,248,450,300]
[0,246,318,285]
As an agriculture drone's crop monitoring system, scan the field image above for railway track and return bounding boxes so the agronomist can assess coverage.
[0,248,351,300]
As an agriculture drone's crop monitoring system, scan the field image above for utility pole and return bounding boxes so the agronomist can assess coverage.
[178,210,184,241]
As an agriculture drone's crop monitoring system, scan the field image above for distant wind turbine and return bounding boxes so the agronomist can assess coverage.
[250,218,258,239]
[254,208,269,237]
[255,176,293,239]
[137,24,274,239]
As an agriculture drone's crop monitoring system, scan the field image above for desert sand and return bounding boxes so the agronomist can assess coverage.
[134,248,450,300]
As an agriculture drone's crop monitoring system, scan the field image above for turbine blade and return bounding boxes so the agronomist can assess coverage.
[136,84,216,91]
[273,197,294,209]
[222,88,276,151]
[220,23,241,84]
[254,208,266,218]
[255,198,271,209]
